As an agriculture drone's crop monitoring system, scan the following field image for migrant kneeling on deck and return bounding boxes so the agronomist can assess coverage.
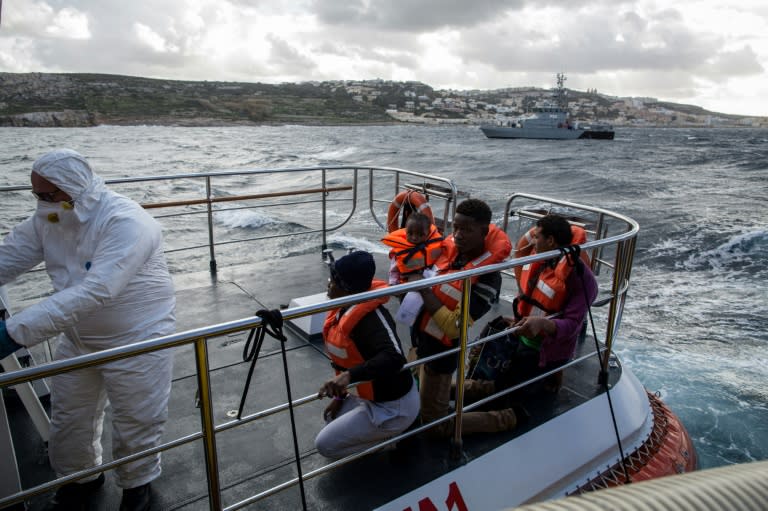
[315,251,419,459]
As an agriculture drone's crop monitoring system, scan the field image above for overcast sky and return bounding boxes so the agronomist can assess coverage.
[2,1,768,116]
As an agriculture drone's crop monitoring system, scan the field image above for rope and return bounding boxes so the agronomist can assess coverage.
[562,244,632,485]
[236,309,308,510]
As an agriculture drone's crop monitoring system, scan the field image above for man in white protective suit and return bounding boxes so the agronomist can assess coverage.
[0,149,176,511]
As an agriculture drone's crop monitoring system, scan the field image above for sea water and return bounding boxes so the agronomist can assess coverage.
[1,124,766,470]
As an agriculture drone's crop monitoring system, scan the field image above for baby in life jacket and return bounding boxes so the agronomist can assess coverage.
[381,212,444,285]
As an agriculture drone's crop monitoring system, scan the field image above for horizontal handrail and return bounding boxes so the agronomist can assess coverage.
[0,234,631,388]
[141,185,353,210]
[0,165,453,192]
[504,192,639,239]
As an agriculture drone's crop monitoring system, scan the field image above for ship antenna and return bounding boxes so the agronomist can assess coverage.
[555,73,568,110]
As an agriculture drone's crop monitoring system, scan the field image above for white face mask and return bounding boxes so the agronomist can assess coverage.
[36,200,77,228]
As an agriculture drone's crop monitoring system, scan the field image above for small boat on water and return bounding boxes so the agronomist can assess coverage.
[480,74,615,140]
[1,166,693,510]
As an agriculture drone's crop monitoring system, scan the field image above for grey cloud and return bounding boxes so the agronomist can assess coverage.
[704,46,764,78]
[596,70,699,102]
[651,8,683,23]
[309,0,639,31]
[1,1,258,78]
[266,34,317,75]
[217,49,272,80]
[26,35,193,74]
[2,1,93,39]
[2,2,56,36]
[311,0,523,31]
[306,23,423,63]
[1,1,217,77]
[368,49,420,69]
[618,11,647,34]
[315,24,420,50]
[457,8,720,75]
[314,41,347,57]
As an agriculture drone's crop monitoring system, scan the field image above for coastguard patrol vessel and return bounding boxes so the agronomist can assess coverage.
[480,74,615,140]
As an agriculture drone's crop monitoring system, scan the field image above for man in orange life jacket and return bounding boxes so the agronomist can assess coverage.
[407,199,514,437]
[499,213,598,396]
[315,251,419,459]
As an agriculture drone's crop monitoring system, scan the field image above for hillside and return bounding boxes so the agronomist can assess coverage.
[0,73,396,127]
[0,72,763,128]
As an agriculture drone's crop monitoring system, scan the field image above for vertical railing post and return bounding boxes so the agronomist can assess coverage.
[451,276,472,459]
[205,176,217,274]
[368,168,375,226]
[599,239,627,385]
[351,168,359,218]
[592,212,606,275]
[194,337,222,510]
[321,169,328,260]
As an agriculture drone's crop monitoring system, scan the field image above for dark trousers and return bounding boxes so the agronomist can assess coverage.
[493,342,567,402]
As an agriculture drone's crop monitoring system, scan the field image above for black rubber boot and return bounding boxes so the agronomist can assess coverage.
[119,482,152,511]
[45,473,105,511]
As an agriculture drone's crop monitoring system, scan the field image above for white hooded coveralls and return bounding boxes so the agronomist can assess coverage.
[0,149,176,489]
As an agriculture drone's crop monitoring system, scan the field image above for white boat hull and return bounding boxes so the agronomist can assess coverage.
[376,366,654,510]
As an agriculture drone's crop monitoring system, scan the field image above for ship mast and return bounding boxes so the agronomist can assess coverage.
[555,72,568,111]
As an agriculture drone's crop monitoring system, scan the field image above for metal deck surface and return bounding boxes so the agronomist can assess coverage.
[4,252,618,510]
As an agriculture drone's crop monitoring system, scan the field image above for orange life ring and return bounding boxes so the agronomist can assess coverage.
[513,225,590,281]
[513,227,536,281]
[386,190,434,233]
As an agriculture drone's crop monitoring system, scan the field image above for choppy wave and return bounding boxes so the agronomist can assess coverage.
[327,233,389,255]
[214,209,277,229]
[682,229,768,274]
[314,146,360,162]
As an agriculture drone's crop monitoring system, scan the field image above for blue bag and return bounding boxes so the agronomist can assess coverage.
[467,316,519,381]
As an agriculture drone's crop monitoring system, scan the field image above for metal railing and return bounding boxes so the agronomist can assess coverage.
[0,170,638,510]
[0,165,457,275]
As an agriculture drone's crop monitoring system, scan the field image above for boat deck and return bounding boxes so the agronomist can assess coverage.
[4,251,619,510]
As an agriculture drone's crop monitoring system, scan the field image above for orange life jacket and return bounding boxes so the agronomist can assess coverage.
[381,225,444,278]
[323,280,389,401]
[419,224,512,346]
[515,255,575,319]
[514,225,589,281]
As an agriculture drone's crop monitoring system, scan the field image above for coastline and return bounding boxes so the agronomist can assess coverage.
[4,73,766,130]
[2,119,765,129]
[0,112,407,128]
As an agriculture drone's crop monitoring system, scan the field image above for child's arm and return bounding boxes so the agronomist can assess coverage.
[388,256,401,285]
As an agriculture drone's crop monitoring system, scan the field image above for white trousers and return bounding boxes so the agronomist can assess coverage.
[315,381,419,459]
[49,338,174,489]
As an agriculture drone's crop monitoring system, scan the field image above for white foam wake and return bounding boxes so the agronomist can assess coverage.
[328,233,389,255]
[684,229,767,271]
[214,209,276,229]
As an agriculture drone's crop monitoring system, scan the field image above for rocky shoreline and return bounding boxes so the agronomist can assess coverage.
[1,110,98,127]
[0,112,406,128]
